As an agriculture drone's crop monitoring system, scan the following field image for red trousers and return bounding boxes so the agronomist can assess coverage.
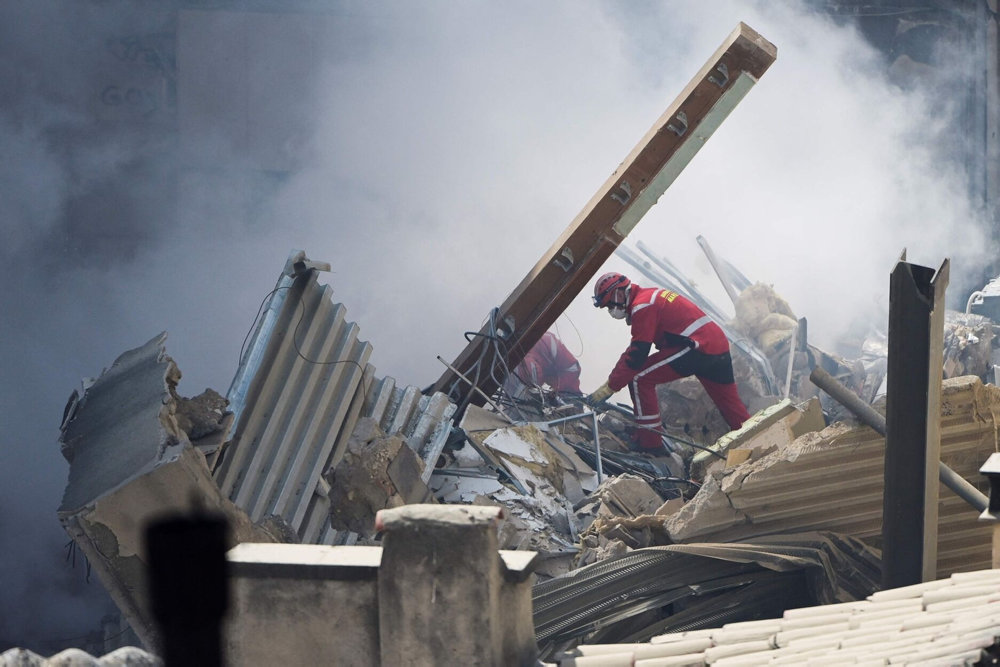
[627,347,750,450]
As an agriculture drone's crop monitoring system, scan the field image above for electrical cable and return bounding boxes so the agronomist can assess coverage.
[289,285,371,402]
[236,276,372,411]
[450,306,519,417]
[238,285,290,369]
[553,313,585,360]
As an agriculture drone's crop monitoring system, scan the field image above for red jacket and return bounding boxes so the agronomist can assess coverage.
[518,331,581,393]
[608,286,729,391]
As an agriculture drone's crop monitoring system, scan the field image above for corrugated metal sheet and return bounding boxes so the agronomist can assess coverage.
[666,375,1000,578]
[533,532,880,654]
[214,251,456,544]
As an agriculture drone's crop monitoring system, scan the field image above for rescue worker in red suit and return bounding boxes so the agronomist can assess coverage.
[503,331,582,401]
[587,272,750,451]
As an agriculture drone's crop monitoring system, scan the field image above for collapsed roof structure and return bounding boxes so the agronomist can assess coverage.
[44,18,1000,667]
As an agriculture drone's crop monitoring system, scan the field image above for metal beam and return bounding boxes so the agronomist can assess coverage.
[433,23,777,407]
[696,234,741,307]
[809,365,987,513]
[883,252,949,588]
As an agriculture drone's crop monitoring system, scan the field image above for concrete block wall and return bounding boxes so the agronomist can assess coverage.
[225,505,539,667]
[225,544,381,666]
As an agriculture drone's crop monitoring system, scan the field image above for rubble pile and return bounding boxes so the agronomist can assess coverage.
[433,412,602,578]
[53,242,1000,659]
[325,417,434,540]
[574,474,680,567]
[943,311,994,381]
[412,275,1000,587]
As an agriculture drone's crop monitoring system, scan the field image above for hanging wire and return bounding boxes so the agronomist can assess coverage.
[553,313,585,360]
[238,285,290,369]
[64,539,93,583]
[288,286,371,402]
[237,278,371,404]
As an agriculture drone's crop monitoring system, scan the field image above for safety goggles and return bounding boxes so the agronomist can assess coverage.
[593,277,627,308]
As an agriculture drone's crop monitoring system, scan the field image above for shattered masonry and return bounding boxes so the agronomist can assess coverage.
[57,242,1000,659]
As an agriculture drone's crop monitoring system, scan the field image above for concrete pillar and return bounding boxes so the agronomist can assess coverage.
[375,504,538,666]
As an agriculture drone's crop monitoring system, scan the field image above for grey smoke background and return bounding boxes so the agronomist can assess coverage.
[0,0,992,652]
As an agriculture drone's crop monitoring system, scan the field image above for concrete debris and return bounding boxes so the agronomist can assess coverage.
[57,333,277,650]
[254,514,302,544]
[690,397,825,481]
[55,250,1000,658]
[943,311,994,381]
[440,422,594,576]
[581,473,666,518]
[325,417,434,540]
[433,471,505,503]
[172,387,232,458]
[429,412,636,578]
[663,376,1000,578]
[573,475,678,565]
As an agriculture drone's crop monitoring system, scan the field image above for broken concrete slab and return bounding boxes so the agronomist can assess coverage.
[325,417,434,539]
[691,397,825,481]
[173,387,233,464]
[431,472,505,503]
[468,424,587,515]
[573,474,676,564]
[57,333,275,650]
[459,402,518,433]
[584,473,666,518]
[661,474,746,543]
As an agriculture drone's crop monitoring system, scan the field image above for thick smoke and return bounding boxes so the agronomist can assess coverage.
[0,0,992,652]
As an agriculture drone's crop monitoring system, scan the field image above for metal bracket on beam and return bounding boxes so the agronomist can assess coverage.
[552,247,575,272]
[666,111,688,137]
[610,181,632,205]
[497,314,515,339]
[708,62,730,88]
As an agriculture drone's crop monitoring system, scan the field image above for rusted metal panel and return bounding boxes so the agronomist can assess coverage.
[433,23,777,407]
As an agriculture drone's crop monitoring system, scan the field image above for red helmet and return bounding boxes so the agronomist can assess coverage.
[593,272,631,308]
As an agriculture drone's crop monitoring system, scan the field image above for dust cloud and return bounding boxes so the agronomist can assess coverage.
[0,0,991,652]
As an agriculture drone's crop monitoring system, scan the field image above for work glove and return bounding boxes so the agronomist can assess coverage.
[587,382,613,404]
